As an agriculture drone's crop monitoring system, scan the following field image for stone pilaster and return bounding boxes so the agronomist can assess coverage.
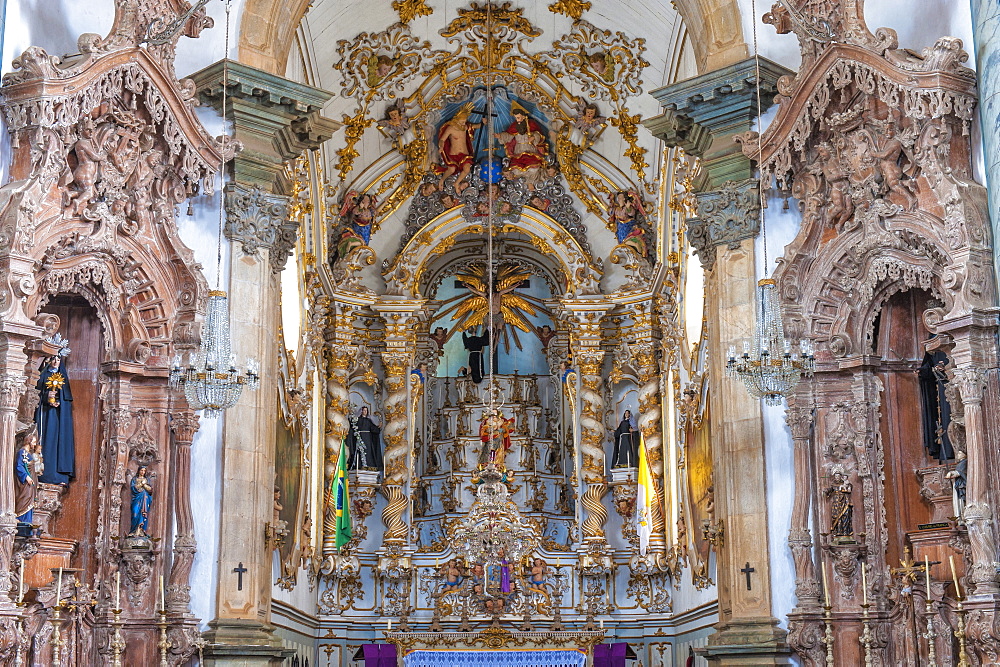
[647,57,793,665]
[971,0,1000,292]
[190,60,333,665]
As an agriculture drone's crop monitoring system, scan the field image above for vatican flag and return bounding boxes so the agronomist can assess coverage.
[636,431,653,556]
[334,438,352,548]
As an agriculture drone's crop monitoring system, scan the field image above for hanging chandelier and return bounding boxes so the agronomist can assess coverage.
[724,0,814,406]
[726,279,814,406]
[450,465,539,569]
[170,291,260,417]
[169,3,258,417]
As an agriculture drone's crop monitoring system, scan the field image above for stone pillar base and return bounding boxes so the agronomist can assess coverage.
[700,618,792,666]
[201,619,294,666]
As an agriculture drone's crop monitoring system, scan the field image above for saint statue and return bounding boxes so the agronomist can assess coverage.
[945,450,967,520]
[130,466,153,536]
[14,425,39,525]
[479,410,514,465]
[612,410,640,468]
[35,353,75,485]
[347,406,384,471]
[487,548,512,596]
[435,103,481,192]
[462,328,491,384]
[828,472,853,540]
[495,101,548,190]
[918,350,953,462]
[334,190,378,259]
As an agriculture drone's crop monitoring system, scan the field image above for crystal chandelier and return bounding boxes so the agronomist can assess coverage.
[170,291,259,417]
[450,465,539,570]
[726,279,814,406]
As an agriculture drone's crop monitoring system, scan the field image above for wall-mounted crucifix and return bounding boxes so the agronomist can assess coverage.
[741,562,755,591]
[233,562,248,591]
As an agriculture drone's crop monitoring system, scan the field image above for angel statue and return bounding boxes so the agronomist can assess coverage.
[570,102,607,148]
[608,190,648,258]
[333,190,378,259]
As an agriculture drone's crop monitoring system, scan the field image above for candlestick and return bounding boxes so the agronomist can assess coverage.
[821,599,834,667]
[950,555,962,599]
[861,562,867,606]
[110,605,126,667]
[924,555,939,667]
[115,571,121,609]
[50,603,65,667]
[157,606,171,667]
[17,559,23,603]
[821,563,830,607]
[859,599,874,667]
[955,597,971,667]
[56,567,62,603]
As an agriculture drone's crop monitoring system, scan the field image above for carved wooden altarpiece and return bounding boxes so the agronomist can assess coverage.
[0,0,225,663]
[741,0,1000,664]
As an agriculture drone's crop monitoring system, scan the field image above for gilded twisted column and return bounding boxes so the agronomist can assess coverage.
[381,352,412,543]
[953,367,999,596]
[578,349,608,542]
[321,327,353,556]
[632,340,666,545]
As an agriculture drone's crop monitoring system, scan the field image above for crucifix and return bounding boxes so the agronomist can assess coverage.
[233,562,248,591]
[741,562,756,591]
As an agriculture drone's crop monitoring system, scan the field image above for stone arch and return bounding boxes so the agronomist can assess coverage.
[383,208,602,300]
[237,0,750,76]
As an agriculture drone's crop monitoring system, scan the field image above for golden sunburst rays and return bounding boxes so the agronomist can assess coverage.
[435,263,552,353]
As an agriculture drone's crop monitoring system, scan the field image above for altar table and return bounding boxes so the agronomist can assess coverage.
[403,649,587,666]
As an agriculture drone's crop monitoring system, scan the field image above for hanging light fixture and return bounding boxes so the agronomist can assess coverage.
[724,0,815,405]
[169,0,259,417]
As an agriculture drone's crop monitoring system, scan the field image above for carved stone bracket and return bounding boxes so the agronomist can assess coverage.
[224,184,297,273]
[687,178,761,271]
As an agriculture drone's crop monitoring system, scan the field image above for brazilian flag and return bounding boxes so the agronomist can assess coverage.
[334,439,352,548]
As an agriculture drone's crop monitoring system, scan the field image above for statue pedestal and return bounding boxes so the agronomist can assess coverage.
[608,467,636,485]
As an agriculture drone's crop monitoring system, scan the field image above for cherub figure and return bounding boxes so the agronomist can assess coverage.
[367,54,395,87]
[570,102,607,147]
[587,50,615,82]
[377,102,412,146]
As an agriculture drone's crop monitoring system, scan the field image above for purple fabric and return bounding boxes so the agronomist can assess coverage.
[594,644,628,666]
[501,561,511,593]
[362,644,397,665]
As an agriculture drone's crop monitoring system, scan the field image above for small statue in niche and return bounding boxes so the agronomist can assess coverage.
[918,350,954,462]
[129,466,154,537]
[347,406,384,471]
[14,424,39,526]
[611,409,640,468]
[479,409,514,465]
[607,190,648,258]
[945,450,967,522]
[35,351,75,486]
[827,471,854,541]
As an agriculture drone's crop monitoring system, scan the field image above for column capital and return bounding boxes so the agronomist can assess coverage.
[189,59,338,190]
[645,56,793,186]
[224,183,297,273]
[687,177,761,271]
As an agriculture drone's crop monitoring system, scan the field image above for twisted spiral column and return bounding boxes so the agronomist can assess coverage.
[577,349,608,542]
[321,345,352,556]
[633,342,666,544]
[380,352,411,543]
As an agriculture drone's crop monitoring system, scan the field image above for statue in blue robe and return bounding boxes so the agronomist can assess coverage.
[14,426,38,524]
[34,355,75,485]
[130,466,153,536]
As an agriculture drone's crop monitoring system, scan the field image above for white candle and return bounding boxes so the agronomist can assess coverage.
[115,571,121,609]
[599,619,604,629]
[950,555,962,600]
[56,567,62,603]
[821,564,830,607]
[159,575,165,611]
[924,555,931,596]
[861,563,867,606]
[17,559,23,603]
[387,619,392,631]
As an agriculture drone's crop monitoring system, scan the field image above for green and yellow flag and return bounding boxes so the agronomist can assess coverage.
[334,438,352,548]
[636,430,653,556]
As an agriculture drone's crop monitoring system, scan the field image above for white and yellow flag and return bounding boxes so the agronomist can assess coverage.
[636,431,653,555]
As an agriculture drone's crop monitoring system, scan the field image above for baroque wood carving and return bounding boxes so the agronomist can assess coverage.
[742,0,999,663]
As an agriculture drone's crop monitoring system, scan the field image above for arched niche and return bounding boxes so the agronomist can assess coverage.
[383,207,602,300]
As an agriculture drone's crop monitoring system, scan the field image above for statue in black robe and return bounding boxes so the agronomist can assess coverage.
[34,355,75,485]
[918,350,953,462]
[462,328,491,384]
[347,406,384,471]
[611,410,639,468]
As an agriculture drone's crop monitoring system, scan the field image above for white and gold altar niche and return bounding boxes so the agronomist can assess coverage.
[270,0,708,664]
